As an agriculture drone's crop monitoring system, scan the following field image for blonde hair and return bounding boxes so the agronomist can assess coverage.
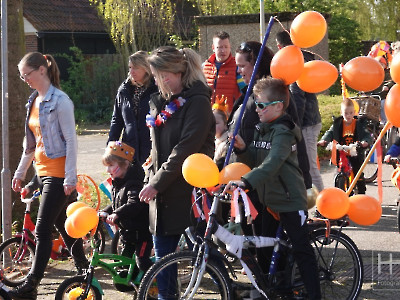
[19,52,60,89]
[128,51,152,87]
[148,46,207,99]
[341,98,354,110]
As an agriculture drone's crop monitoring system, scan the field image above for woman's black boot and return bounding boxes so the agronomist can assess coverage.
[8,274,41,300]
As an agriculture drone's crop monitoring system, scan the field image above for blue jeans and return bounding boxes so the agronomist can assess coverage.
[302,123,324,192]
[153,234,181,300]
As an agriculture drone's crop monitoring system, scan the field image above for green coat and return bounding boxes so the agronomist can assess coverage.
[148,80,215,236]
[238,114,307,213]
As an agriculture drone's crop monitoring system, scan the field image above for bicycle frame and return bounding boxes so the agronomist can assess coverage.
[78,233,154,299]
[15,191,72,261]
[182,188,354,299]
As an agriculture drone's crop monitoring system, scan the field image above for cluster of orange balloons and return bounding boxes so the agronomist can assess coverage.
[64,202,99,239]
[270,11,338,93]
[316,187,382,226]
[182,154,251,188]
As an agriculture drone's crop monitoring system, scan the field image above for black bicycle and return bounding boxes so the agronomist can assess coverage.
[138,187,363,299]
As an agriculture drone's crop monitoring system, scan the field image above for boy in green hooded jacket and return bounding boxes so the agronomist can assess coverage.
[227,77,321,300]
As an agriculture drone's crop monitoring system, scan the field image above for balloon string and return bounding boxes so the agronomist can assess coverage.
[273,16,287,31]
[224,16,275,167]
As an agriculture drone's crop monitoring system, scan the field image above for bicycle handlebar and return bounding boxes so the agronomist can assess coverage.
[20,190,41,204]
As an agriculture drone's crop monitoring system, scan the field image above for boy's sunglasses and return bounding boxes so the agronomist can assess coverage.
[254,100,283,110]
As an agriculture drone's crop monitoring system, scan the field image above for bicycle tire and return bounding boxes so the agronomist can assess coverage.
[137,250,232,299]
[55,275,102,300]
[308,229,363,300]
[0,236,35,287]
[334,173,349,192]
[363,146,378,183]
[0,288,11,300]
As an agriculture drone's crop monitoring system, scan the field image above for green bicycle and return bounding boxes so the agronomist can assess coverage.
[55,213,154,300]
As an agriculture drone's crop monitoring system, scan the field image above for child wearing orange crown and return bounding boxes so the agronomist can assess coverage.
[212,95,235,170]
[101,141,153,273]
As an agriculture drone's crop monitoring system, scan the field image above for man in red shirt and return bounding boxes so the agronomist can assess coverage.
[203,31,245,114]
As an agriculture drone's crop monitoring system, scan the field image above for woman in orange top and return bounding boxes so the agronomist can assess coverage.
[11,52,88,299]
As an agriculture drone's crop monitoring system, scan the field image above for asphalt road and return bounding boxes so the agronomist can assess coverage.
[30,131,400,299]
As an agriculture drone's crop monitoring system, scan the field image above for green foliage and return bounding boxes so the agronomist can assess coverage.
[58,47,120,125]
[317,93,342,158]
[89,0,174,57]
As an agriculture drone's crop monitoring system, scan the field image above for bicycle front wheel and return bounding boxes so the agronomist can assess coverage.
[137,250,232,299]
[55,275,102,300]
[334,173,349,192]
[0,236,35,287]
[311,229,363,300]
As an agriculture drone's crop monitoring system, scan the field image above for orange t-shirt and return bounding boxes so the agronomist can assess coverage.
[342,119,356,146]
[29,99,66,178]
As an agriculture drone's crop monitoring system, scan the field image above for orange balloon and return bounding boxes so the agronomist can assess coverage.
[271,45,304,85]
[70,207,99,238]
[390,52,400,83]
[182,153,219,188]
[384,83,400,127]
[65,217,87,239]
[316,187,350,219]
[290,11,327,48]
[219,162,251,184]
[296,60,338,93]
[347,195,382,226]
[342,56,385,92]
[66,202,88,217]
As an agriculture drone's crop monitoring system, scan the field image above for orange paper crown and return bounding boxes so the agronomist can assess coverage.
[105,141,135,162]
[212,95,229,114]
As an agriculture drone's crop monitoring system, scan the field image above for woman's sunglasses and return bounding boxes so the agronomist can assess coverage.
[254,100,283,110]
[239,42,252,52]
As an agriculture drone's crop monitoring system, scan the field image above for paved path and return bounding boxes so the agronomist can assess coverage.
[29,131,400,299]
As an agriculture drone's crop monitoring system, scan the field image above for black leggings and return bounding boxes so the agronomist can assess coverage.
[30,176,87,279]
[257,209,321,300]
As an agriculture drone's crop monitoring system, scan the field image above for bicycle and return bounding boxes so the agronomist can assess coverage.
[0,175,106,287]
[55,212,155,299]
[350,95,399,183]
[137,187,364,300]
[325,142,359,194]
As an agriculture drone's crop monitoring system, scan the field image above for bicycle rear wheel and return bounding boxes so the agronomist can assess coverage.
[363,146,378,183]
[311,229,363,300]
[0,236,35,287]
[138,250,232,299]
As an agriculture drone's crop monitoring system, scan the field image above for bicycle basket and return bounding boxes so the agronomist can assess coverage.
[352,96,381,121]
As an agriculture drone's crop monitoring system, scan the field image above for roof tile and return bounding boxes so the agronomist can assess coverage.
[23,0,107,32]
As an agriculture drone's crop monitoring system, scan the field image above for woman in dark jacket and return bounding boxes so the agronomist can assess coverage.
[108,51,158,165]
[139,46,215,298]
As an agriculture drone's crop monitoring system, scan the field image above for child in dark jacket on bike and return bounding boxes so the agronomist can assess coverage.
[226,77,321,300]
[102,141,153,272]
[317,99,371,194]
